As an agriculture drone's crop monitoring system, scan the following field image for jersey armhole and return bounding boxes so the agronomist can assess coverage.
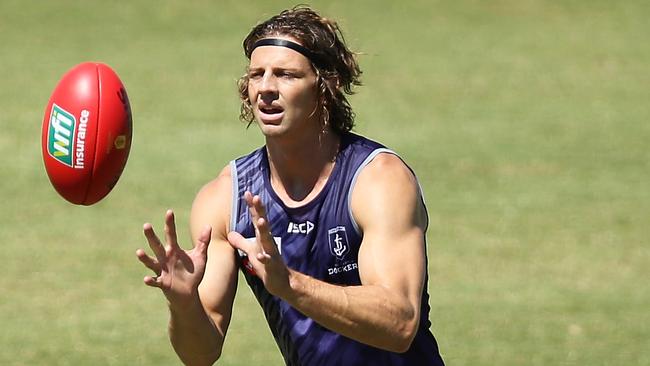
[229,160,239,233]
[346,149,429,236]
[347,148,395,236]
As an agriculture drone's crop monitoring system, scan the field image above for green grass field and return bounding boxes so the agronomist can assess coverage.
[1,1,648,365]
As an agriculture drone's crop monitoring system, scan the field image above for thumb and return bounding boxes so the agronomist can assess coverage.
[227,231,254,254]
[196,225,212,254]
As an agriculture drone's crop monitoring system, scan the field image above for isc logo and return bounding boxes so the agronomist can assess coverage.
[47,104,89,169]
[287,221,314,235]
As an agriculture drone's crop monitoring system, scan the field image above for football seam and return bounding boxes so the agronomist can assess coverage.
[83,63,101,205]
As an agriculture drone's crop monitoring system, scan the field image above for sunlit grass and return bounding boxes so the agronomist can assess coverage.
[1,1,648,365]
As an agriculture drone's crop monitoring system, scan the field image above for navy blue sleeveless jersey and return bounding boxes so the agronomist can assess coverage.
[229,133,444,366]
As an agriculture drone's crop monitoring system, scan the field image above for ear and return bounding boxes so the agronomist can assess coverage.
[325,75,340,90]
[322,75,340,93]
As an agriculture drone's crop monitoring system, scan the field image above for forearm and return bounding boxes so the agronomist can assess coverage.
[168,296,224,366]
[283,270,419,353]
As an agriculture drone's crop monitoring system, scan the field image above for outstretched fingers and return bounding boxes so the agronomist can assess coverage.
[254,217,275,261]
[143,223,166,262]
[251,194,268,220]
[243,191,258,221]
[244,192,268,224]
[138,210,212,297]
[164,209,181,251]
[143,274,163,288]
[243,192,278,257]
[136,248,161,275]
[140,225,165,288]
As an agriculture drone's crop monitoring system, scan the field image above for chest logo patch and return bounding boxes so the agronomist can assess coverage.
[287,221,314,235]
[328,226,349,259]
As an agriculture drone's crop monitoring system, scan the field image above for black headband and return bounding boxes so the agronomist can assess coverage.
[250,38,326,68]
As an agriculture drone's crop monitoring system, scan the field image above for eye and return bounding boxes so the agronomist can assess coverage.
[248,70,263,80]
[277,70,300,80]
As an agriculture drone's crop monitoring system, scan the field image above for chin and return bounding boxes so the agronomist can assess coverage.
[256,121,288,138]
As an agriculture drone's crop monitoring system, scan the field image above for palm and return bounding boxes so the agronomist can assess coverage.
[159,247,203,300]
[226,192,291,297]
[137,210,211,305]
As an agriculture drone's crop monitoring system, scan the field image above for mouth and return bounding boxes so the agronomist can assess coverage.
[257,104,285,122]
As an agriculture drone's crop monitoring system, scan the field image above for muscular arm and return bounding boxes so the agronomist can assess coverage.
[286,154,427,352]
[230,154,428,353]
[168,166,239,365]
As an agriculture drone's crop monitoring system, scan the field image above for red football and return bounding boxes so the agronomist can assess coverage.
[42,62,132,205]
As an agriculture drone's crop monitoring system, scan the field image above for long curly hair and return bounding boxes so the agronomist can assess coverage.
[238,6,362,135]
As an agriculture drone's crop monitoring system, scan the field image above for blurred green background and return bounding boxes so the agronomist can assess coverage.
[1,0,648,365]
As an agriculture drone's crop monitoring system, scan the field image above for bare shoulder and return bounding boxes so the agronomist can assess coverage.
[351,152,425,231]
[191,164,233,241]
[194,165,232,202]
[358,153,417,187]
[352,152,419,204]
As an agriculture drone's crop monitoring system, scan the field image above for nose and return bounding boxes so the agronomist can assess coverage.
[257,72,278,103]
[259,72,278,94]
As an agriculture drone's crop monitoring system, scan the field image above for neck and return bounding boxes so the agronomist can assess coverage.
[265,130,341,205]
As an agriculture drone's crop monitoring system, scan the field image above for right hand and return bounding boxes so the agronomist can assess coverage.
[227,191,290,298]
[136,209,211,307]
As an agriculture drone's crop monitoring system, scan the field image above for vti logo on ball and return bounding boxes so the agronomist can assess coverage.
[47,104,89,169]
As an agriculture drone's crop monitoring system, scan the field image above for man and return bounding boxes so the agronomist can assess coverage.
[136,6,445,366]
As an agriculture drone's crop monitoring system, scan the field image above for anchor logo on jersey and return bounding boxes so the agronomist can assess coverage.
[327,226,349,259]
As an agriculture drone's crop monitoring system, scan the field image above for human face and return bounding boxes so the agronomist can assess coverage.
[247,38,319,138]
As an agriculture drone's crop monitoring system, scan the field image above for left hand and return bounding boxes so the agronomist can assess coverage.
[227,191,291,297]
